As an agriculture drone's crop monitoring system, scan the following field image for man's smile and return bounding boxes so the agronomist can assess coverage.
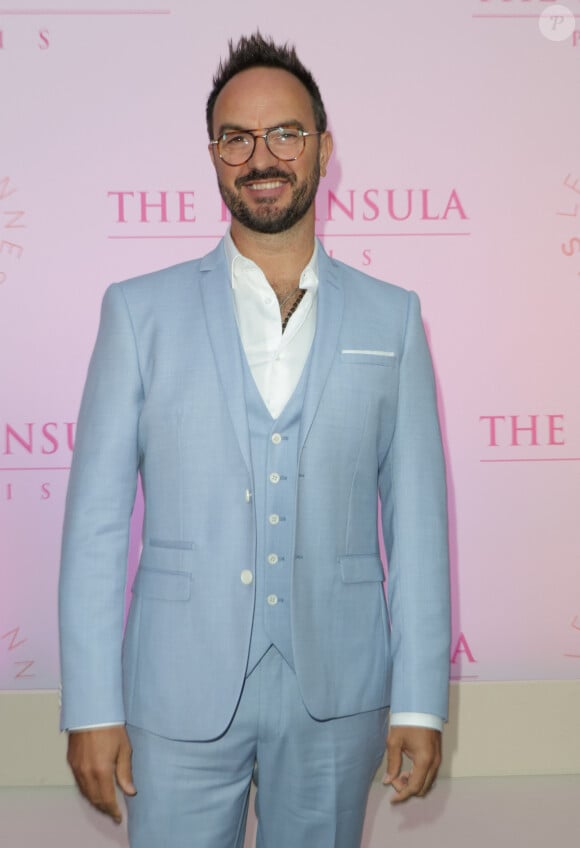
[235,168,295,192]
[246,180,287,191]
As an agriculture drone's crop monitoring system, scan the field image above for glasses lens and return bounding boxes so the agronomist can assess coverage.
[219,132,255,165]
[267,128,303,161]
[217,128,306,164]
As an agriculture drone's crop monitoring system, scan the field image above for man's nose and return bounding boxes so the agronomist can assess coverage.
[248,134,279,167]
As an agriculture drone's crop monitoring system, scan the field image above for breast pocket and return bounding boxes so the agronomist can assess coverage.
[340,349,397,367]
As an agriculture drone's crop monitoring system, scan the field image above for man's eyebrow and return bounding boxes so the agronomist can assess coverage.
[215,120,306,136]
[216,124,247,136]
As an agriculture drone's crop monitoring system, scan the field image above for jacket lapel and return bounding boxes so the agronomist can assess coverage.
[199,239,344,464]
[199,242,252,473]
[299,245,344,451]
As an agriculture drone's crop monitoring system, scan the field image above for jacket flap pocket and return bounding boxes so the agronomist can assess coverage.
[339,555,385,583]
[148,538,195,550]
[133,567,191,601]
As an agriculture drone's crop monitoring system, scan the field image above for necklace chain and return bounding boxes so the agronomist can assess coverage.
[281,288,306,333]
[278,286,301,310]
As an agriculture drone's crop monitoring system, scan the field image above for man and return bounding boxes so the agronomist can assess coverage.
[59,33,450,848]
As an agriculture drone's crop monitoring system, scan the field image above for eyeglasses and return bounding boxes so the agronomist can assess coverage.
[210,126,321,166]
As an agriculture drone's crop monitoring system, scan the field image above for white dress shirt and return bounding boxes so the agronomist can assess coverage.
[225,231,318,419]
[68,234,442,733]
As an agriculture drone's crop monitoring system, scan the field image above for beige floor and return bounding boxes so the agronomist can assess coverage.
[1,776,578,846]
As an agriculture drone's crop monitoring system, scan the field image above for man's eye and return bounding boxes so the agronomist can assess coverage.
[276,129,300,142]
[225,134,250,146]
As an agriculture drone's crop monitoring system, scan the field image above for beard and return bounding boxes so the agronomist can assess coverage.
[218,162,321,234]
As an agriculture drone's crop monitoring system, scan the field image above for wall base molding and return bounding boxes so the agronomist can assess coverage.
[1,680,579,786]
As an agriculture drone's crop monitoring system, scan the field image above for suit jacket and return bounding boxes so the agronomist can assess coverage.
[59,240,450,741]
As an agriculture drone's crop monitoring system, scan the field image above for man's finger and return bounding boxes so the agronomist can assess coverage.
[73,763,123,822]
[389,765,427,804]
[116,740,137,797]
[67,727,130,823]
[92,775,123,823]
[383,736,403,785]
[389,752,440,804]
[385,769,410,793]
[384,726,442,802]
[416,761,439,797]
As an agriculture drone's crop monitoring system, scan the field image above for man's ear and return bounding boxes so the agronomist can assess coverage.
[208,142,218,169]
[319,131,333,178]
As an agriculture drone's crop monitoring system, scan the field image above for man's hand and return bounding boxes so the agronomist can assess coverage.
[67,726,136,823]
[383,726,441,804]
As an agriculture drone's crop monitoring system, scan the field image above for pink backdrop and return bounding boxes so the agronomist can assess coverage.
[2,0,580,689]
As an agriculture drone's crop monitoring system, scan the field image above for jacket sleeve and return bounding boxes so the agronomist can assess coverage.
[59,283,143,730]
[378,290,451,720]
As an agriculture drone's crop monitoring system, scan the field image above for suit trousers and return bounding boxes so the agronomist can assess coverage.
[126,646,388,848]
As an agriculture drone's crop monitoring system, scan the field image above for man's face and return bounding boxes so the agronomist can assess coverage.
[209,66,332,235]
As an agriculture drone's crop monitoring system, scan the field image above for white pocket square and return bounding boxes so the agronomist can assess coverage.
[341,349,395,357]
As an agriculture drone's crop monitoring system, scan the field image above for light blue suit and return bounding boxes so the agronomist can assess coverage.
[59,240,450,843]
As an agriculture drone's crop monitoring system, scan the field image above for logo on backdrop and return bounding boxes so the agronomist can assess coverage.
[107,185,470,269]
[450,632,479,680]
[479,413,580,464]
[0,177,27,286]
[108,190,198,225]
[0,25,50,51]
[0,420,75,503]
[480,414,566,449]
[563,615,580,659]
[0,7,171,52]
[107,187,469,228]
[0,626,36,682]
[557,173,580,278]
[478,413,580,464]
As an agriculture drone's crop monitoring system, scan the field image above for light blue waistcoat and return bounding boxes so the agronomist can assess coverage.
[242,345,313,674]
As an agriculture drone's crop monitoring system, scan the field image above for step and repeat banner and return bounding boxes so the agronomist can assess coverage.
[1,0,579,690]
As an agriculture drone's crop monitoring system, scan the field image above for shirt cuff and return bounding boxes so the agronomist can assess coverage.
[67,722,125,732]
[389,712,444,732]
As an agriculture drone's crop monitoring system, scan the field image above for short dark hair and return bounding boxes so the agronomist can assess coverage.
[206,32,327,139]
